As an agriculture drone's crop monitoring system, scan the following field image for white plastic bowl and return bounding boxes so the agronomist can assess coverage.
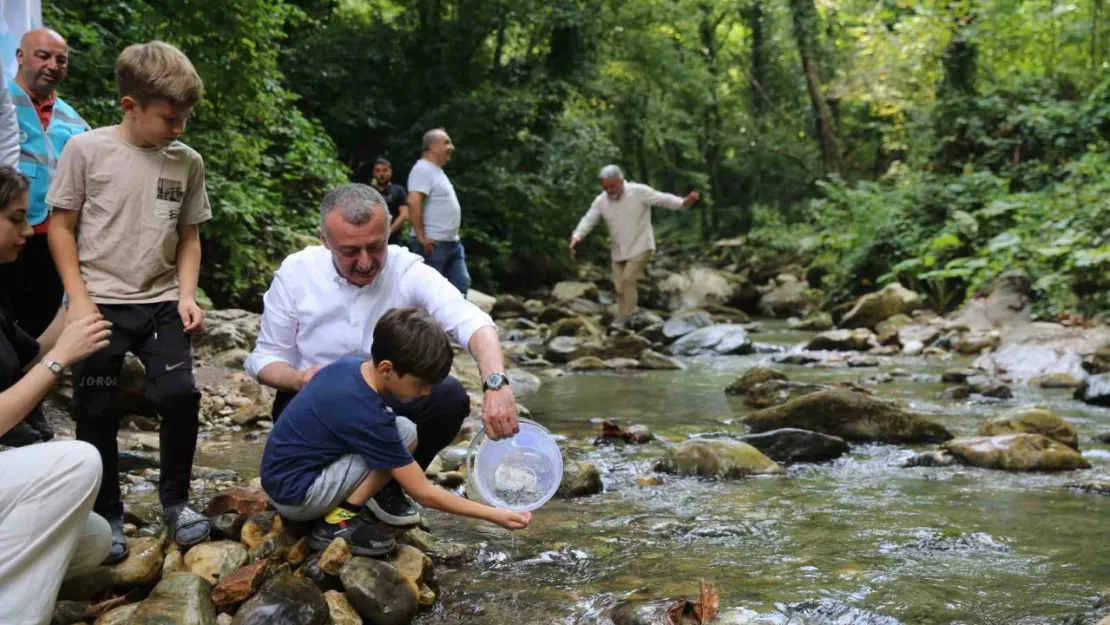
[465,417,563,512]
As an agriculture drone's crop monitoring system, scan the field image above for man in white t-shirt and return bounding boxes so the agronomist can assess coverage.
[406,128,469,294]
[570,165,699,322]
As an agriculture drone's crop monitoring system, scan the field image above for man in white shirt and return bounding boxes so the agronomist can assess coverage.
[569,165,699,322]
[245,183,519,527]
[407,128,469,294]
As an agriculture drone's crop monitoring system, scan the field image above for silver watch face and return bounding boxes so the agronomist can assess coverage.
[485,373,507,390]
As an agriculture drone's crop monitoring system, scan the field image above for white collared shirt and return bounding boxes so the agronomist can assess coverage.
[571,181,686,262]
[244,244,496,379]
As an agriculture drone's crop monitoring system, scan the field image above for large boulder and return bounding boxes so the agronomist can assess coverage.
[738,428,850,464]
[977,406,1079,449]
[669,324,752,356]
[724,366,786,395]
[1075,374,1110,406]
[759,275,824,318]
[544,336,600,364]
[340,558,419,625]
[546,316,601,341]
[552,281,599,302]
[490,294,529,319]
[211,561,268,609]
[974,322,1110,381]
[231,573,329,625]
[636,349,685,370]
[662,310,714,341]
[656,267,737,311]
[130,573,217,625]
[788,312,834,331]
[657,439,784,478]
[742,390,953,444]
[61,536,163,599]
[949,271,1032,331]
[598,334,651,360]
[805,328,876,352]
[898,325,941,346]
[943,434,1091,472]
[839,283,921,329]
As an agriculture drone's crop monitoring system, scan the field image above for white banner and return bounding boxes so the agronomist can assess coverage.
[1,0,44,77]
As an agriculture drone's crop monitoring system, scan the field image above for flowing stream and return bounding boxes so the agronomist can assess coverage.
[196,322,1110,625]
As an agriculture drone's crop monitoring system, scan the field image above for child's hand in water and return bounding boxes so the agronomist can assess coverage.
[490,508,532,530]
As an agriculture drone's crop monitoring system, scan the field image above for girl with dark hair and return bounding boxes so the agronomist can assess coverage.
[0,164,117,624]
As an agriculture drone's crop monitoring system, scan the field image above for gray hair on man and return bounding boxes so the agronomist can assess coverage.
[422,128,447,152]
[599,164,624,180]
[318,183,388,236]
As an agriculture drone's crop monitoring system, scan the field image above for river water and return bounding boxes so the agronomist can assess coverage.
[196,322,1110,625]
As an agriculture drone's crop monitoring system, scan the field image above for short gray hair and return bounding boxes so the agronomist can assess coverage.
[319,183,388,235]
[599,164,623,180]
[422,128,447,152]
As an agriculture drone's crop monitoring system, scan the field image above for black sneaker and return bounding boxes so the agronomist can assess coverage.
[365,481,420,527]
[0,421,41,447]
[309,515,395,557]
[103,517,129,565]
[24,407,54,441]
[164,502,211,548]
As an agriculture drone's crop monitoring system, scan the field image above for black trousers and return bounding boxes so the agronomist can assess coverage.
[0,232,64,337]
[271,375,471,470]
[71,302,200,519]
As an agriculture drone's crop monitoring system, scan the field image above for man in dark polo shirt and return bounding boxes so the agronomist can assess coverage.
[372,157,409,246]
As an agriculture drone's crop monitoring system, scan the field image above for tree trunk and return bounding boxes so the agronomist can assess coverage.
[789,0,841,176]
[746,0,768,118]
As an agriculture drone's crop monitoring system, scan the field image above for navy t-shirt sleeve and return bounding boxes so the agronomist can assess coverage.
[335,406,414,470]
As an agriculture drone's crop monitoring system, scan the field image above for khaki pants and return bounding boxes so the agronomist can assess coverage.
[611,249,654,317]
[0,441,112,625]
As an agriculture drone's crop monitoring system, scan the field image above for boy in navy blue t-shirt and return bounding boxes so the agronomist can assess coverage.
[261,307,530,555]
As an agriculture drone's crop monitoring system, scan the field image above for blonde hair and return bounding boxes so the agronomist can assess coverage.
[116,41,203,108]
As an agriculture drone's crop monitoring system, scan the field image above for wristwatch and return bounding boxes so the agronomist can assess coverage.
[482,372,509,392]
[40,358,64,376]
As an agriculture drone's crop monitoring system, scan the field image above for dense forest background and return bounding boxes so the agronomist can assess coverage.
[44,0,1110,318]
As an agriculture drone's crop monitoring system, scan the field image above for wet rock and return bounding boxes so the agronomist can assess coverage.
[437,445,469,472]
[399,528,474,566]
[598,334,651,360]
[901,450,959,468]
[944,434,1091,471]
[163,546,187,577]
[552,281,598,302]
[211,561,267,609]
[606,357,640,369]
[773,352,822,366]
[53,600,90,625]
[635,475,665,486]
[537,305,574,324]
[1028,373,1085,388]
[847,355,879,368]
[506,368,541,394]
[978,406,1079,449]
[974,322,1106,381]
[636,349,685,370]
[1075,374,1110,406]
[742,390,953,444]
[62,536,163,600]
[94,604,138,625]
[658,439,783,478]
[392,544,434,587]
[953,331,999,355]
[324,590,362,625]
[557,461,603,498]
[609,600,674,625]
[208,513,244,542]
[788,312,834,331]
[1065,479,1110,496]
[662,310,713,341]
[901,340,925,356]
[185,541,248,584]
[294,552,342,594]
[738,428,850,464]
[434,471,465,488]
[567,356,612,371]
[544,336,600,364]
[130,573,217,625]
[971,381,1013,399]
[703,303,750,324]
[340,558,418,625]
[240,513,279,550]
[1098,432,1110,444]
[805,328,875,352]
[724,366,786,395]
[669,324,752,356]
[118,450,159,472]
[204,487,269,518]
[899,324,941,346]
[546,316,601,341]
[941,369,974,384]
[317,538,352,576]
[231,573,328,625]
[939,385,972,401]
[286,537,310,568]
[743,380,829,409]
[759,276,824,318]
[839,283,921,330]
[490,294,528,319]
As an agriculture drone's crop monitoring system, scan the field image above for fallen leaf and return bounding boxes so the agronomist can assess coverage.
[595,420,631,443]
[666,597,692,625]
[694,579,719,624]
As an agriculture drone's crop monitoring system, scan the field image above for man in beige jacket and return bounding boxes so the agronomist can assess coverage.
[569,165,698,323]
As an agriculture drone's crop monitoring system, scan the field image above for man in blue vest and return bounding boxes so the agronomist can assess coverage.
[0,28,88,446]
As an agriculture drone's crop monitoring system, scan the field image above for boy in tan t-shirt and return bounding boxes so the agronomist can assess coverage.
[47,41,211,564]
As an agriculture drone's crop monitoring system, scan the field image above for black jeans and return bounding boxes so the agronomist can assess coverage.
[71,302,200,519]
[271,375,470,469]
[0,232,63,337]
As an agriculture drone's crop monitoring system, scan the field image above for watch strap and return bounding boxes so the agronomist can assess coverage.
[40,358,63,375]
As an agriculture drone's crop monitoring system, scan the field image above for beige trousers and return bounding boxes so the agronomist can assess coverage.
[0,441,112,625]
[611,249,654,317]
